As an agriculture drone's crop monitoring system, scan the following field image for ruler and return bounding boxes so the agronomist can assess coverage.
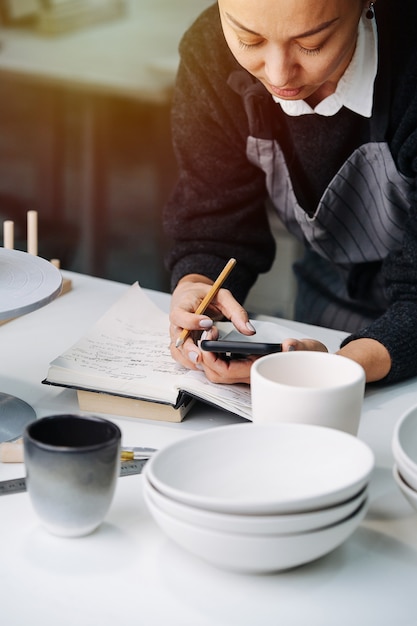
[0,458,148,496]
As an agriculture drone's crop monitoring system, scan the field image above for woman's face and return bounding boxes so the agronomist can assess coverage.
[218,0,366,105]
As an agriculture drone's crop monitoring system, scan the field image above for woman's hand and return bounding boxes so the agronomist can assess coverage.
[170,278,391,385]
[169,274,328,383]
[337,338,391,382]
[197,333,328,384]
[169,274,256,370]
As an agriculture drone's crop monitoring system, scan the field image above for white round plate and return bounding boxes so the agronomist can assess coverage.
[0,248,62,320]
[144,423,374,515]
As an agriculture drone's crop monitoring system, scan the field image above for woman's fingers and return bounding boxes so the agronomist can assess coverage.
[198,338,329,383]
[170,334,328,383]
[169,282,254,355]
[169,275,328,381]
[281,338,328,353]
[211,289,256,335]
[199,349,254,384]
[170,288,252,336]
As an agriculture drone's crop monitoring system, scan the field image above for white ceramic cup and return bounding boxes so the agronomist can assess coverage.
[250,352,365,435]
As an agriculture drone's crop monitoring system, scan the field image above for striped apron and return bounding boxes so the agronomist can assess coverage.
[245,86,413,332]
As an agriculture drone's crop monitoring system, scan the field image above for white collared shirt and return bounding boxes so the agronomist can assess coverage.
[272,15,378,118]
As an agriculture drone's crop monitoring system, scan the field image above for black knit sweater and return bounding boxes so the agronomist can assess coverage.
[163,0,417,384]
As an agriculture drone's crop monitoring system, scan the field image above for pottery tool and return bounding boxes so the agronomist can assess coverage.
[120,446,157,461]
[1,441,157,464]
[1,211,73,320]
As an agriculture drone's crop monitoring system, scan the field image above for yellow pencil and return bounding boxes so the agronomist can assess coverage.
[175,258,237,348]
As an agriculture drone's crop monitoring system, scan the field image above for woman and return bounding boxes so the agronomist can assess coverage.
[163,0,417,385]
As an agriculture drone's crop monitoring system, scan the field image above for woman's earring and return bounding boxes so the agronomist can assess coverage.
[366,2,375,19]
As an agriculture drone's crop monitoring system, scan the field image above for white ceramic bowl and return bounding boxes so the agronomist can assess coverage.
[144,489,368,573]
[143,473,368,535]
[393,453,417,493]
[392,406,417,486]
[393,464,417,512]
[144,423,374,515]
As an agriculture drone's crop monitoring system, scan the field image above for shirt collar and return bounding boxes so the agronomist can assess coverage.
[272,15,378,118]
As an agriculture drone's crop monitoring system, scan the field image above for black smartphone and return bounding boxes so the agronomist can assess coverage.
[200,339,282,360]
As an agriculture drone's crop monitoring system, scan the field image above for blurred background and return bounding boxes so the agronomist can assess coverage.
[0,0,301,318]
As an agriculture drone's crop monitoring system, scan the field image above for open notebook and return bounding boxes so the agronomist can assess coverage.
[43,283,305,422]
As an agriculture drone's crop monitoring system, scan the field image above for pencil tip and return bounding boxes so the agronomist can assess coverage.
[175,338,183,348]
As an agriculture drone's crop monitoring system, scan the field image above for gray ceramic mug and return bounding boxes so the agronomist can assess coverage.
[24,414,121,537]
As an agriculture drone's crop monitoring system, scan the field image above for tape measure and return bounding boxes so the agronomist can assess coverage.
[0,476,27,496]
[0,458,148,496]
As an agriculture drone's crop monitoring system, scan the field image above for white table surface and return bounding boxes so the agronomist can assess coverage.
[1,271,416,626]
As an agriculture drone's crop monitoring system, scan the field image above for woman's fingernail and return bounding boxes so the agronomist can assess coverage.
[200,330,210,341]
[188,351,199,364]
[246,321,256,333]
[199,319,213,329]
[288,345,296,351]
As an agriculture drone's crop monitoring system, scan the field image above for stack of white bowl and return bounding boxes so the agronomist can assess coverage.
[143,422,374,573]
[392,405,417,511]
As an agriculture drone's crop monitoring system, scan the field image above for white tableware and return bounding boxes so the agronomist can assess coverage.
[143,473,368,535]
[251,352,365,435]
[392,464,417,512]
[392,405,417,490]
[393,454,417,493]
[0,248,62,442]
[144,488,368,574]
[144,423,374,515]
[0,247,62,320]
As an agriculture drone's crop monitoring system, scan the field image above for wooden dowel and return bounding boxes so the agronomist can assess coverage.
[3,220,14,249]
[27,210,38,255]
